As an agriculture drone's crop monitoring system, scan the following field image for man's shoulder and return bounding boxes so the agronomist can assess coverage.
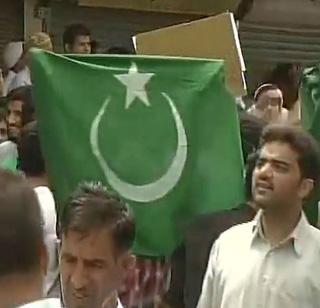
[207,222,255,265]
[307,224,320,247]
[217,220,255,244]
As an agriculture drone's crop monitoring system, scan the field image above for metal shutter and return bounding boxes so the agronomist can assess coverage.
[49,1,198,53]
[0,0,24,66]
[240,21,320,65]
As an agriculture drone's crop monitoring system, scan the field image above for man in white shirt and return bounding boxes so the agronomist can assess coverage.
[6,32,53,94]
[197,124,320,308]
[59,182,136,308]
[0,169,61,308]
[18,121,59,297]
[2,41,24,96]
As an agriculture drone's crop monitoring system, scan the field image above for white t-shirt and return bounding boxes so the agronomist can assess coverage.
[34,187,58,295]
[18,298,61,308]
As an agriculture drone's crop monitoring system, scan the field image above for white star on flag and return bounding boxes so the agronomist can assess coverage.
[115,62,154,109]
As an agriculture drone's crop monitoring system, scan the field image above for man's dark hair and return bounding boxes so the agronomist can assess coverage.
[7,85,34,126]
[245,152,258,200]
[260,125,320,186]
[18,121,45,177]
[266,63,302,110]
[239,111,266,162]
[0,168,43,276]
[253,83,280,102]
[60,182,135,253]
[234,0,254,21]
[63,23,91,50]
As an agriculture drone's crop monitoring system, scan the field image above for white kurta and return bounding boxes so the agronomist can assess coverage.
[34,186,58,295]
[197,211,320,308]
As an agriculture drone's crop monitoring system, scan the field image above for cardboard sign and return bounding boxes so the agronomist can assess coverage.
[134,12,246,97]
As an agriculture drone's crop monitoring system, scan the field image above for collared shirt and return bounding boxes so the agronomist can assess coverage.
[34,186,59,296]
[197,211,320,308]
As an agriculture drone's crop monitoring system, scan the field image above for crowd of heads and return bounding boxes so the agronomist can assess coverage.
[0,23,138,307]
[1,19,320,308]
[0,22,134,147]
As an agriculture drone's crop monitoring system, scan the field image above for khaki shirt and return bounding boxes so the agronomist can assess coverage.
[197,212,320,308]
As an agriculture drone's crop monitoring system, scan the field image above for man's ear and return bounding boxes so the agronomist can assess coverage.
[298,178,314,200]
[120,253,136,272]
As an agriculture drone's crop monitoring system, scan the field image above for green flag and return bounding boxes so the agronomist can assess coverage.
[0,141,17,171]
[31,49,244,256]
[300,66,320,226]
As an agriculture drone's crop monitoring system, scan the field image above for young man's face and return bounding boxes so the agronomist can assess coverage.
[60,228,133,308]
[7,100,23,140]
[252,141,313,212]
[67,35,91,54]
[0,119,8,143]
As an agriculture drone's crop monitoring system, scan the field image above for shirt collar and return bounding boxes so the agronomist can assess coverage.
[251,210,310,257]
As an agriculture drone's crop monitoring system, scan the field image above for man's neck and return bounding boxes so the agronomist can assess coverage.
[261,205,302,247]
[0,273,42,307]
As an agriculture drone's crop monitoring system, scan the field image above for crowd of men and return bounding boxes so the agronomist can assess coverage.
[0,21,320,308]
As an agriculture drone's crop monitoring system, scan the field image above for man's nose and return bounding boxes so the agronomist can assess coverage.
[7,114,15,125]
[257,163,273,179]
[70,263,88,290]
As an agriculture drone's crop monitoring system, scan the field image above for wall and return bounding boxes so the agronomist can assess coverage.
[24,0,42,38]
[0,0,24,67]
[49,1,199,52]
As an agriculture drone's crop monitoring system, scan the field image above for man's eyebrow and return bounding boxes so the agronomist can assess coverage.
[258,156,291,166]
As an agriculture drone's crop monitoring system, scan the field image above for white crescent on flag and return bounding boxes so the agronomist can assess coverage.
[90,92,188,203]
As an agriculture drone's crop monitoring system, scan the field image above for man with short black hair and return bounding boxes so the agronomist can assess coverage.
[59,182,136,308]
[0,168,61,307]
[63,24,91,54]
[6,85,35,141]
[198,124,320,308]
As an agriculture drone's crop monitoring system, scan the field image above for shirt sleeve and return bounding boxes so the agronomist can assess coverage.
[196,240,220,308]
